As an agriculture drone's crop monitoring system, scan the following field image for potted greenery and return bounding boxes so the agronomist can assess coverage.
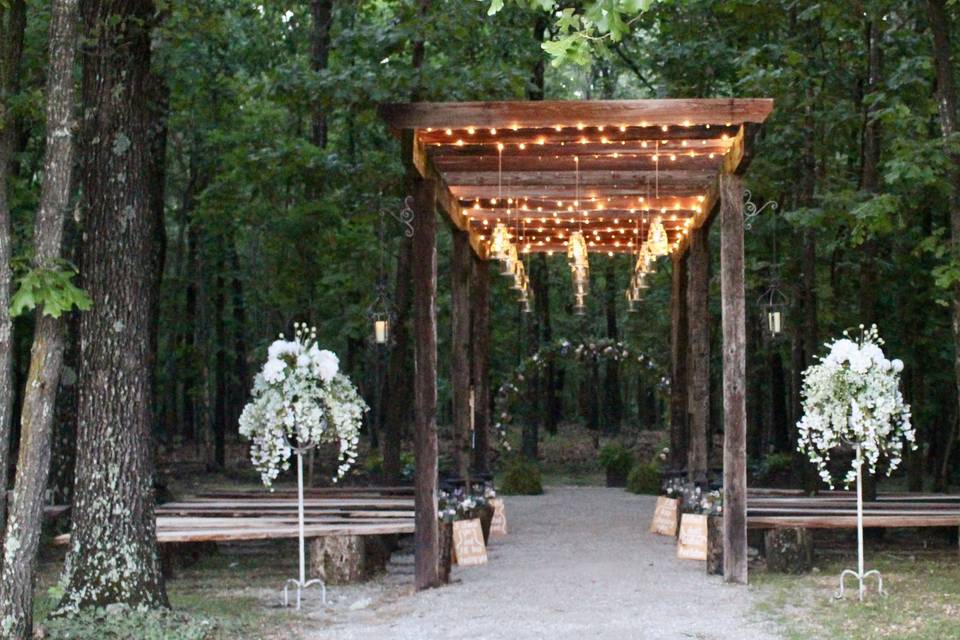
[598,443,634,488]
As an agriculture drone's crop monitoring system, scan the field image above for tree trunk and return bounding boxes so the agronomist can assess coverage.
[383,238,412,484]
[0,0,26,546]
[687,224,710,483]
[470,254,491,474]
[213,254,227,470]
[603,260,622,434]
[927,0,960,499]
[720,171,748,586]
[450,229,471,483]
[769,349,789,452]
[309,0,333,152]
[58,0,168,612]
[0,0,77,635]
[410,167,439,591]
[669,252,689,469]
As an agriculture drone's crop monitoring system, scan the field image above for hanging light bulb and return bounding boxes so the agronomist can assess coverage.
[500,243,518,277]
[490,223,511,260]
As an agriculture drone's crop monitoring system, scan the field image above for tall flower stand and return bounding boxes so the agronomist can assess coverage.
[836,443,883,601]
[282,443,326,610]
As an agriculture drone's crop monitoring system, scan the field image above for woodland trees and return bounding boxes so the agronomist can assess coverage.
[2,0,960,634]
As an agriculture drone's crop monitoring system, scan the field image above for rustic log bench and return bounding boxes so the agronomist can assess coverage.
[53,490,416,584]
[743,493,960,573]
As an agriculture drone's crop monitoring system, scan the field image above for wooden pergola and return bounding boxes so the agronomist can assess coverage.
[379,99,774,588]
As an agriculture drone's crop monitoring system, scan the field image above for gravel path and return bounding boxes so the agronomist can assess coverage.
[304,487,781,640]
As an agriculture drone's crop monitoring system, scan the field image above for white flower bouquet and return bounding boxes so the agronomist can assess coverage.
[239,323,368,486]
[797,325,915,489]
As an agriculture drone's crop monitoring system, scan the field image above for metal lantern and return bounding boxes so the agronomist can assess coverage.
[757,275,788,338]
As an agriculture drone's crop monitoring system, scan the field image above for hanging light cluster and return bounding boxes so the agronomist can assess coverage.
[567,156,590,315]
[489,145,532,312]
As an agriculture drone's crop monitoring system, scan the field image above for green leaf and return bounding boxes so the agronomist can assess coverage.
[487,0,504,16]
[10,263,93,319]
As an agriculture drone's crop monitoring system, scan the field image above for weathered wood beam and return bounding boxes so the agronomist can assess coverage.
[450,185,708,199]
[670,251,689,470]
[463,195,708,211]
[430,147,729,165]
[443,169,716,187]
[411,174,440,591]
[450,228,472,486]
[419,123,741,145]
[380,99,775,130]
[465,209,699,221]
[470,255,491,474]
[720,171,748,585]
[686,224,710,484]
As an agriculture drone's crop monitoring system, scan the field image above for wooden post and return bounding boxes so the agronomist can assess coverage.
[411,173,440,590]
[471,254,491,474]
[720,171,748,585]
[669,252,689,471]
[687,224,710,483]
[451,228,472,485]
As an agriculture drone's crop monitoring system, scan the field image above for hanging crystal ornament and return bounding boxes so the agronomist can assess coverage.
[647,217,670,256]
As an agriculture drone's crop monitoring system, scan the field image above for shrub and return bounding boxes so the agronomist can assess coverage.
[38,605,213,640]
[764,452,794,474]
[597,443,634,477]
[500,459,543,495]
[626,463,661,495]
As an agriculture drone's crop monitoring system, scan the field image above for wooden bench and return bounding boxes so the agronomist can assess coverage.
[742,491,960,572]
[53,490,416,584]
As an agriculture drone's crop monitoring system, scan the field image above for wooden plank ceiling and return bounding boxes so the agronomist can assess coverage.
[380,99,774,259]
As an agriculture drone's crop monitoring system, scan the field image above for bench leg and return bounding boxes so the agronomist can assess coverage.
[309,535,390,585]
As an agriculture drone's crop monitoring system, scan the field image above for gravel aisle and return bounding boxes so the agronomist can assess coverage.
[306,486,780,640]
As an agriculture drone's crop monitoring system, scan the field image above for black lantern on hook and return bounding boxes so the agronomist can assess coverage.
[757,274,788,337]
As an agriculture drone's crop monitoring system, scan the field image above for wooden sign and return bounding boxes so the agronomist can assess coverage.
[452,518,488,566]
[676,513,708,561]
[489,498,508,536]
[649,496,680,537]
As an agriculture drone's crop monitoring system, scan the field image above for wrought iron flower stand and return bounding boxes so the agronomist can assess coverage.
[835,443,883,602]
[282,441,327,610]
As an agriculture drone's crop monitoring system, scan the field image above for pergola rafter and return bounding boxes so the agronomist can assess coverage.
[379,98,773,591]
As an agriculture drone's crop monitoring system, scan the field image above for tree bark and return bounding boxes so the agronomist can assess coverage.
[450,228,471,483]
[603,260,622,434]
[669,251,689,469]
[927,0,960,495]
[383,238,412,484]
[58,0,168,612]
[0,0,26,546]
[410,164,439,590]
[720,171,748,585]
[309,0,333,151]
[687,224,710,483]
[0,0,77,635]
[470,254,491,474]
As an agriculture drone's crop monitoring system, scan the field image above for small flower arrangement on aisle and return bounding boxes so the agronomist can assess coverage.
[438,487,489,523]
[796,324,915,489]
[239,322,368,486]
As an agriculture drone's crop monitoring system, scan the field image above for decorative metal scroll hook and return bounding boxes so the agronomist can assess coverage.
[381,195,415,238]
[743,189,778,230]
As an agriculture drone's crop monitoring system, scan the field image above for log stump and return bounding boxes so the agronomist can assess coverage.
[438,521,453,584]
[764,528,814,574]
[309,535,391,585]
[706,515,723,576]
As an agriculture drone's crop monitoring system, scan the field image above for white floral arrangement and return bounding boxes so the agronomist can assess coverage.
[797,325,915,489]
[239,323,368,486]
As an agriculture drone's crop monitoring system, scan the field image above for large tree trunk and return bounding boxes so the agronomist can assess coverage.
[309,0,333,152]
[0,0,26,546]
[58,0,168,612]
[382,238,412,483]
[687,224,710,483]
[470,254,491,473]
[0,0,78,635]
[927,0,960,494]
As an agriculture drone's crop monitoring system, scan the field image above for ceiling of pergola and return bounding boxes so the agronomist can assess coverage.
[380,99,774,258]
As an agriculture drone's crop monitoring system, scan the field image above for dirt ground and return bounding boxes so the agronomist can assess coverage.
[297,486,780,640]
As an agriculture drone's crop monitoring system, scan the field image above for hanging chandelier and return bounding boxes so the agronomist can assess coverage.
[490,222,512,261]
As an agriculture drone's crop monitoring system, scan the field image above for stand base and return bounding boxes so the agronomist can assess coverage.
[835,568,883,602]
[282,577,327,610]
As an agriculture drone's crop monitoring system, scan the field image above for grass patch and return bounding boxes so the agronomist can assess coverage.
[754,550,960,639]
[33,543,309,639]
